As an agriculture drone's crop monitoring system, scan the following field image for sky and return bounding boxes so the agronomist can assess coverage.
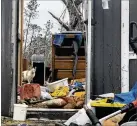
[24,0,69,34]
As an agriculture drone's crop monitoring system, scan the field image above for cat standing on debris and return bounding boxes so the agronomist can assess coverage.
[22,67,37,84]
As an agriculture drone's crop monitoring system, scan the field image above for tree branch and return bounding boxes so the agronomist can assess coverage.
[61,0,67,6]
[48,11,70,31]
[74,0,83,6]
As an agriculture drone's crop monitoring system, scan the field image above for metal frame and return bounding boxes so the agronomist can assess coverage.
[27,108,79,112]
[121,0,130,93]
[11,0,19,112]
[85,0,92,104]
[129,51,137,60]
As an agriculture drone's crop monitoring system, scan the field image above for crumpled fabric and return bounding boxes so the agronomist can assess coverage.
[41,91,53,100]
[53,34,65,46]
[51,86,69,97]
[114,82,137,104]
[53,33,83,47]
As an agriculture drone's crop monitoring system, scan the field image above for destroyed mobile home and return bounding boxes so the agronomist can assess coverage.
[17,32,137,125]
[1,0,137,125]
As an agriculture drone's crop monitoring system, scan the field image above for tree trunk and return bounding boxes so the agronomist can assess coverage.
[49,0,84,31]
[24,15,32,53]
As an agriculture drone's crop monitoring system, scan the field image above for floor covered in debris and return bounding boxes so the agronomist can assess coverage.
[1,116,66,126]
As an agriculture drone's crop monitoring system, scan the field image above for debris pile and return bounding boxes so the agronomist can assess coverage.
[18,78,86,109]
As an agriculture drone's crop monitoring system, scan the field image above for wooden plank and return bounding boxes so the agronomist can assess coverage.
[51,37,55,81]
[55,60,85,70]
[56,70,85,79]
[60,46,85,48]
[65,34,75,38]
[22,59,28,71]
[55,56,85,60]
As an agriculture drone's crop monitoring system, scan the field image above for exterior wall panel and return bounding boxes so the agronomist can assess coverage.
[94,0,121,95]
[1,0,13,116]
[94,0,137,95]
[129,0,137,89]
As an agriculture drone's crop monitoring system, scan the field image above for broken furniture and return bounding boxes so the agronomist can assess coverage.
[51,32,86,81]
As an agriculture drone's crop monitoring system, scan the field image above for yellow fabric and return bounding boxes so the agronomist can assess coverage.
[74,92,85,98]
[90,98,125,108]
[51,86,69,97]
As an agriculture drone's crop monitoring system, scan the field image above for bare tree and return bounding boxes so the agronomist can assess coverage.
[42,20,53,66]
[23,0,53,63]
[24,24,42,60]
[48,0,84,31]
[24,0,39,53]
[24,20,53,65]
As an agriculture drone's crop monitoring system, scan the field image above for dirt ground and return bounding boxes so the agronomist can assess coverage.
[1,116,65,126]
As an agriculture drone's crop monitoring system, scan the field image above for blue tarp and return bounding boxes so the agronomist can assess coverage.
[114,82,137,104]
[53,33,83,47]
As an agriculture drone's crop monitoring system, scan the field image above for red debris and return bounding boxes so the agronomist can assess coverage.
[20,84,41,100]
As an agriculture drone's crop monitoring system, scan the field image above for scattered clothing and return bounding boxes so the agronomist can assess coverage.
[53,33,83,47]
[114,82,137,104]
[41,91,53,100]
[53,34,65,46]
[51,86,69,97]
[73,82,84,91]
[75,33,83,47]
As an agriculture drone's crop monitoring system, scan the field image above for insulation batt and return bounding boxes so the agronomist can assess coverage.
[22,67,36,84]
